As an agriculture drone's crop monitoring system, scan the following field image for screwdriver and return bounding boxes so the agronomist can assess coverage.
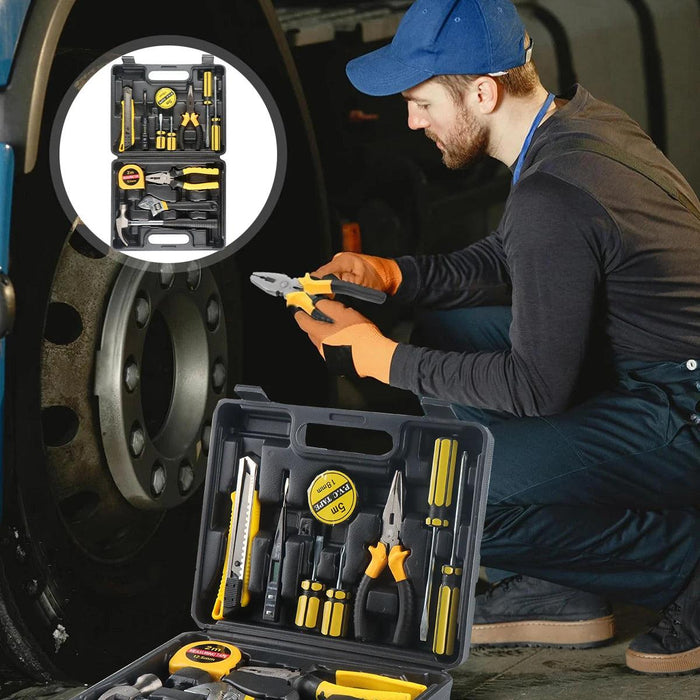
[432,451,468,656]
[203,70,213,148]
[419,437,458,642]
[166,114,177,151]
[155,110,166,150]
[263,475,289,623]
[320,544,350,638]
[211,74,221,152]
[295,535,325,630]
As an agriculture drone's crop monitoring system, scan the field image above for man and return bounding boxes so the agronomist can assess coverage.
[293,0,700,675]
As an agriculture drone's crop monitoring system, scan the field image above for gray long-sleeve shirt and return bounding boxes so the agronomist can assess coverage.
[389,85,700,416]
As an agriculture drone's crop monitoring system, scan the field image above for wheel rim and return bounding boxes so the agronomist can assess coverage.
[41,239,227,562]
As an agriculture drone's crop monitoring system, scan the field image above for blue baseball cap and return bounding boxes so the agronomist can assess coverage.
[346,0,532,96]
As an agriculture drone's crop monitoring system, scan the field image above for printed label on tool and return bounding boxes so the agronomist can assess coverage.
[185,642,233,663]
[155,86,177,110]
[307,470,357,525]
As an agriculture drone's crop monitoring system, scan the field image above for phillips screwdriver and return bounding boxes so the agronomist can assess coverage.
[419,437,458,642]
[263,475,289,623]
[295,534,325,630]
[320,544,350,638]
[432,451,468,656]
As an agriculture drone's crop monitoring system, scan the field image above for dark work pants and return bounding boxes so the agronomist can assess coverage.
[412,306,700,610]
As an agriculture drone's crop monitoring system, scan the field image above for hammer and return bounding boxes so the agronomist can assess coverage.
[97,673,162,700]
[115,207,218,245]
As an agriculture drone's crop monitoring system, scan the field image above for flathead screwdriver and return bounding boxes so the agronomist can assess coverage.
[419,437,458,641]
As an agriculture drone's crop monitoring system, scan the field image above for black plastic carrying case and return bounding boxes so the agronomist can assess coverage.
[111,53,225,251]
[74,384,493,700]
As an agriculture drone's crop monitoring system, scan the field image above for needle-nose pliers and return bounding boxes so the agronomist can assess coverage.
[353,470,415,646]
[249,272,386,323]
[178,83,203,150]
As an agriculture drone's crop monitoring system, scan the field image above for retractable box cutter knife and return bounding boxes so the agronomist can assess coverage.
[212,455,261,619]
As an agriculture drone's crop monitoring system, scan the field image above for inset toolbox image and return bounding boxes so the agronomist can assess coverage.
[110,53,225,251]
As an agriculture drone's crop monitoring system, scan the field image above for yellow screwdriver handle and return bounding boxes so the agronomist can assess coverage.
[427,438,458,526]
[432,564,462,656]
[320,587,351,638]
[295,578,325,629]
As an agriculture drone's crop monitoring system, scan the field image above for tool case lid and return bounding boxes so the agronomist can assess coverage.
[191,384,493,673]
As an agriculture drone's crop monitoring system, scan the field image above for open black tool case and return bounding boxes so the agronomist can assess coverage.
[75,385,493,700]
[111,53,225,251]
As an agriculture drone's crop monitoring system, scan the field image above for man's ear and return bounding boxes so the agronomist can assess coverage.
[470,76,500,115]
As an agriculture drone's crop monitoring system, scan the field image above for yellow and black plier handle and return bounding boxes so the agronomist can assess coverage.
[250,272,386,323]
[354,540,414,646]
[145,166,219,191]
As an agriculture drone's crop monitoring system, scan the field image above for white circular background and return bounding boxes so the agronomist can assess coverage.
[58,43,279,264]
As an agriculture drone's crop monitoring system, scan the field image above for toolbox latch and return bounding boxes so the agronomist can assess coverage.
[233,384,271,403]
[419,397,458,419]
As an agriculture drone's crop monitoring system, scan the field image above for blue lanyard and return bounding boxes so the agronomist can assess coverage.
[512,92,555,184]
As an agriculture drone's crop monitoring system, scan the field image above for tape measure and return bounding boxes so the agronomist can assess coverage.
[117,163,145,189]
[307,469,357,525]
[169,640,243,680]
[155,86,177,110]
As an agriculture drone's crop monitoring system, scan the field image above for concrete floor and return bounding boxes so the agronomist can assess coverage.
[1,601,698,699]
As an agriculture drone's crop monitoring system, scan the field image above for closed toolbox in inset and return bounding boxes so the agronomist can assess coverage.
[73,384,493,700]
[111,53,225,251]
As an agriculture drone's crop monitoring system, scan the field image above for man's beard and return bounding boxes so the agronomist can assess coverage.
[426,106,488,170]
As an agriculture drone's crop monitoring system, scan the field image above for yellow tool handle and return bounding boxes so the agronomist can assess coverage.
[295,578,325,630]
[432,564,462,656]
[118,99,125,152]
[183,166,219,175]
[211,489,261,619]
[211,118,221,152]
[204,70,213,98]
[363,541,388,579]
[320,587,351,638]
[155,130,166,150]
[166,129,177,151]
[387,544,410,583]
[334,671,427,700]
[426,437,457,527]
[183,181,219,191]
[315,680,410,700]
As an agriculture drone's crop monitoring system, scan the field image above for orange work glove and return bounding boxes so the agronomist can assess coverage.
[312,252,403,296]
[294,299,398,382]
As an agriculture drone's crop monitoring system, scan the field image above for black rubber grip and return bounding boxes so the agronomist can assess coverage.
[352,574,372,641]
[392,578,415,647]
[327,277,387,304]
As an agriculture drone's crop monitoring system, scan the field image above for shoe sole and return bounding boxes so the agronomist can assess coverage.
[626,646,700,674]
[471,614,616,648]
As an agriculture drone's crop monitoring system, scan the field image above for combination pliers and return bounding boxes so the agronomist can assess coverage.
[250,271,386,323]
[145,165,220,190]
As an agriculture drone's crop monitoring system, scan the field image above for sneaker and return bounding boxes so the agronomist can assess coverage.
[471,574,616,648]
[626,564,700,674]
